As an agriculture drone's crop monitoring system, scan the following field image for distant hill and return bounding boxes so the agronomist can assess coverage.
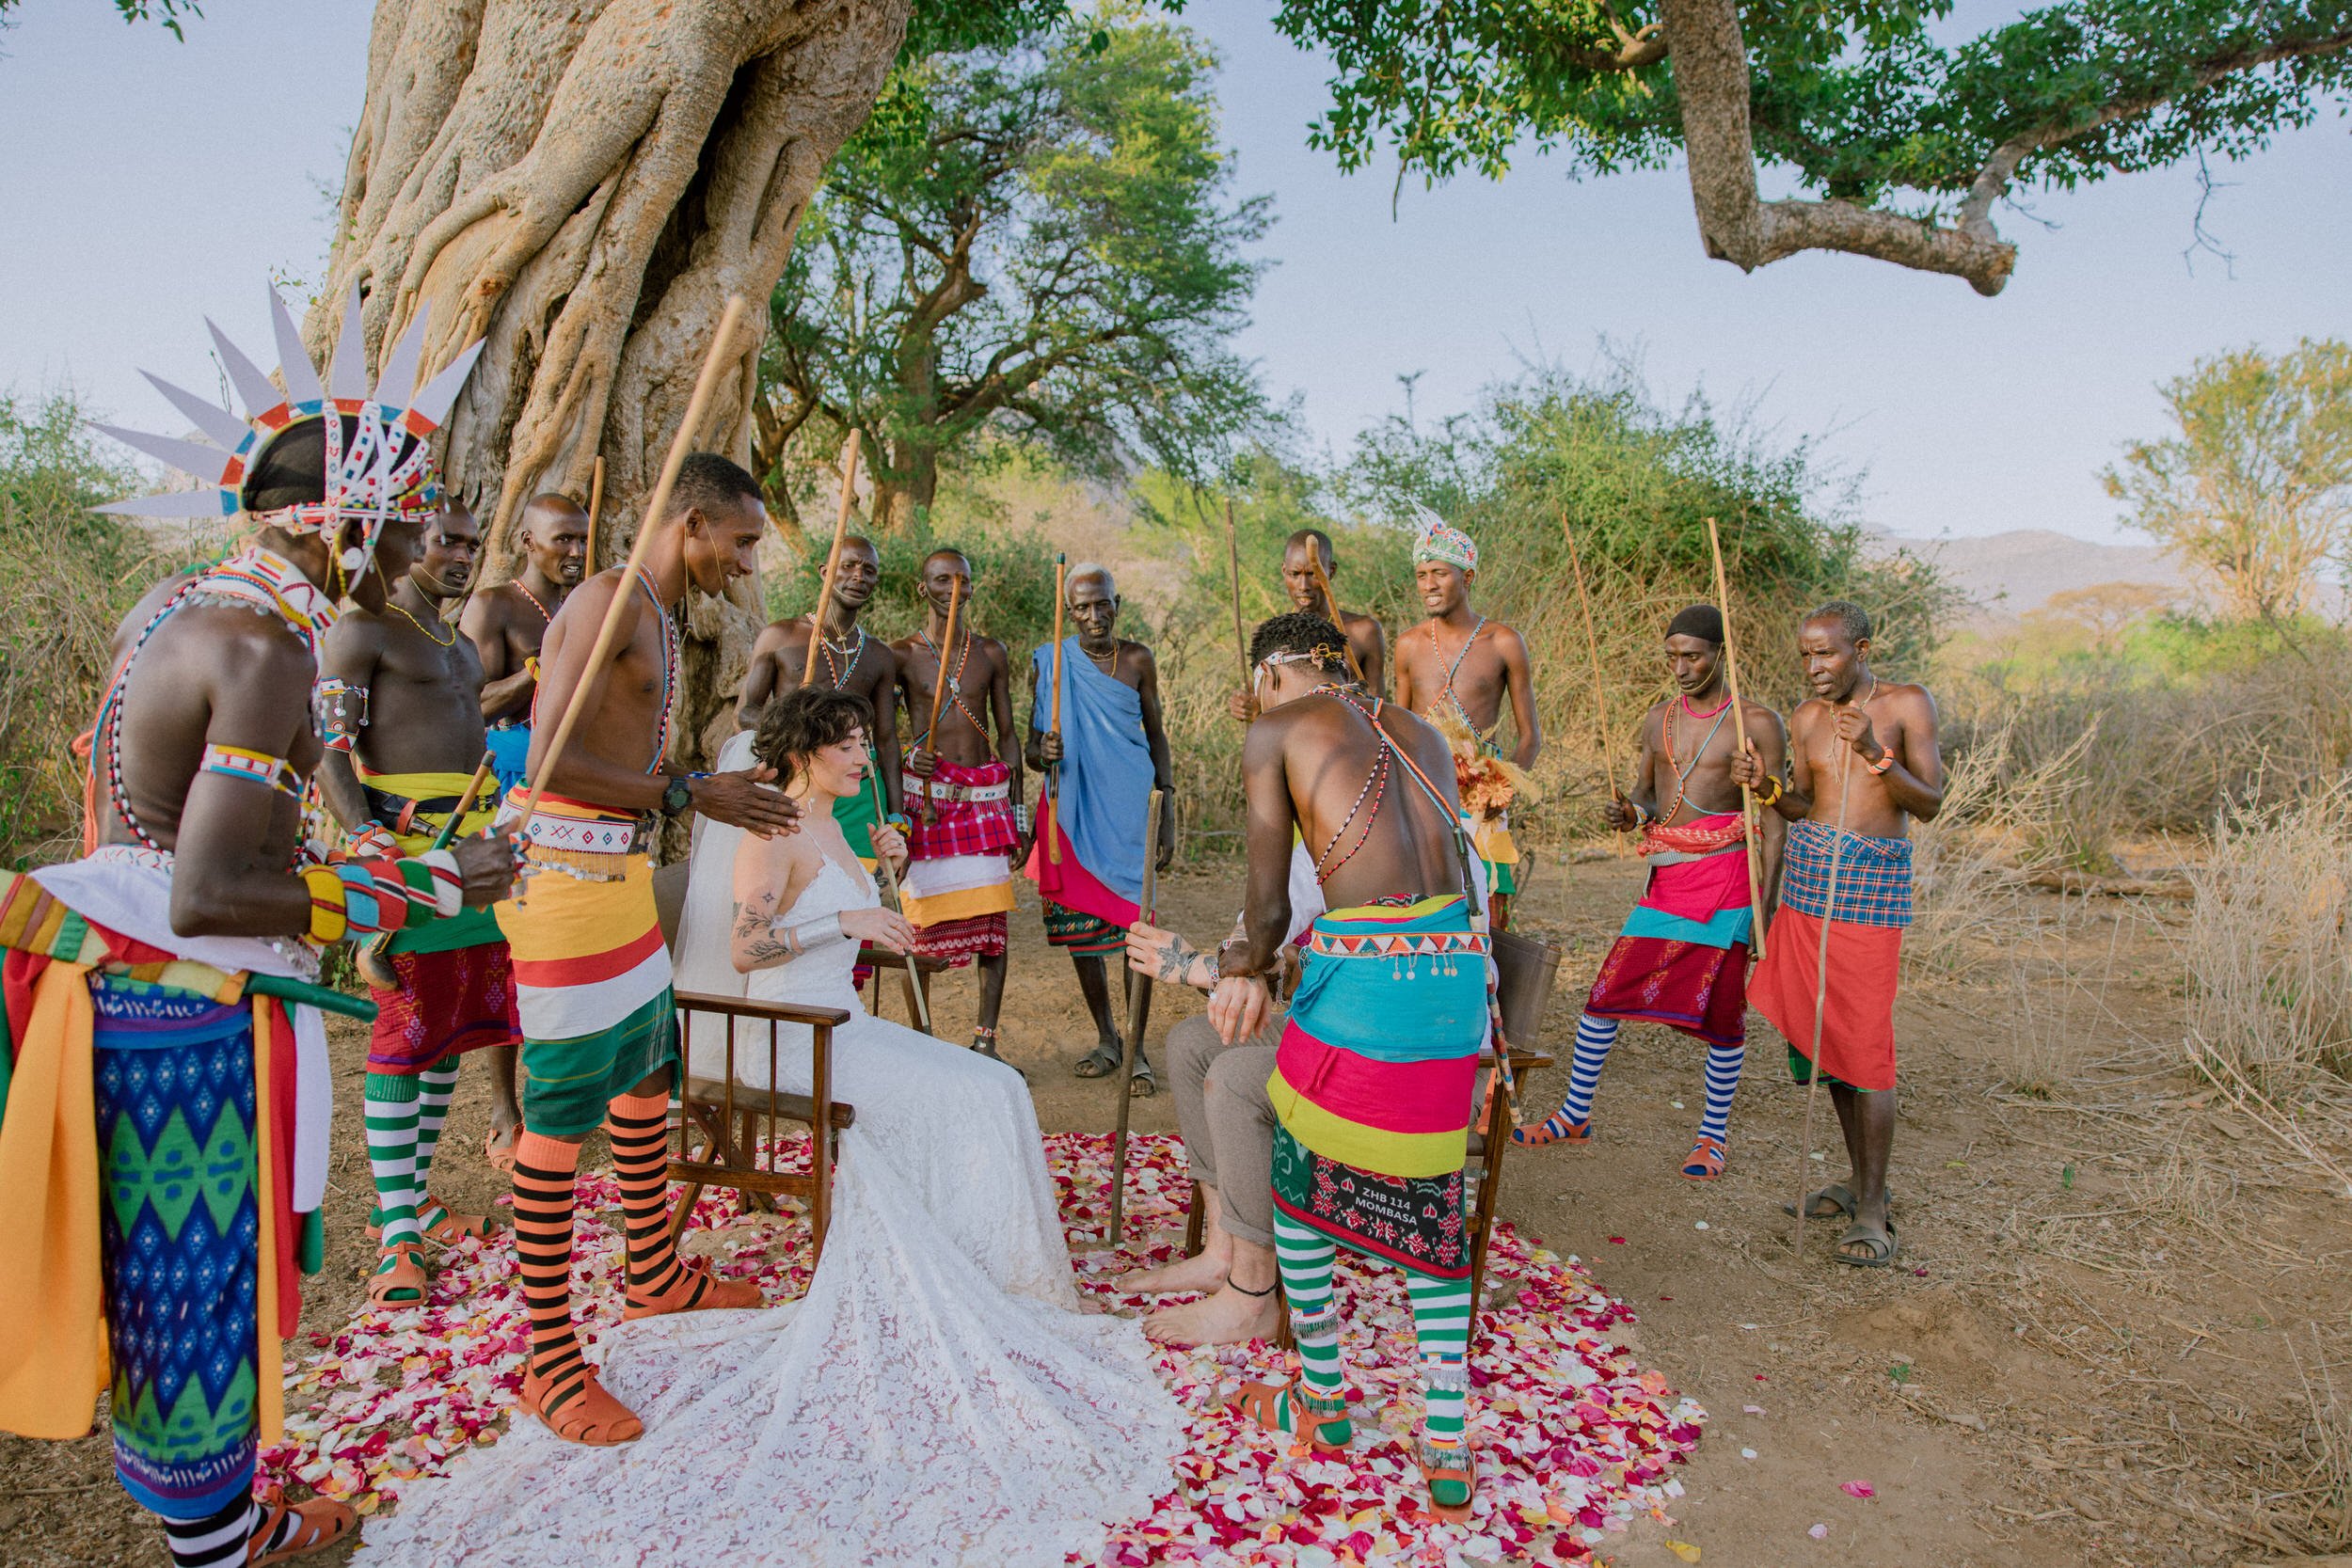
[1869,527,2191,621]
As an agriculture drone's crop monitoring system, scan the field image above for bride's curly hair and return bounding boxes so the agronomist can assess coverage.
[752,687,875,788]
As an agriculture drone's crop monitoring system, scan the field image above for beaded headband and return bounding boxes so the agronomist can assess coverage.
[97,281,485,578]
[1258,644,1349,670]
[1406,502,1477,572]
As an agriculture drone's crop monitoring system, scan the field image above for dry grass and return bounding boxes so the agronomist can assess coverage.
[2178,784,2352,1094]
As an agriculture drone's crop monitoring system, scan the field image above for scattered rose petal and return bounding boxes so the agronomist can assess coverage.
[1809,1524,1830,1540]
[256,1132,1706,1563]
[1742,1405,1765,1415]
[1841,1481,1875,1499]
[1665,1541,1700,1562]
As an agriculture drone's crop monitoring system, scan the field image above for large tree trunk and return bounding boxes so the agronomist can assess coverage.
[309,0,911,784]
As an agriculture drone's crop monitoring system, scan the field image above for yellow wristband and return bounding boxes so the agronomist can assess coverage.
[301,866,349,946]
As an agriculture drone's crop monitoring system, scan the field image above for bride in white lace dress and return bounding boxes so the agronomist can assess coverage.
[359,690,1184,1568]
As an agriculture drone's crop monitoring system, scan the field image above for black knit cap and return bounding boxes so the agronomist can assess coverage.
[1666,603,1724,645]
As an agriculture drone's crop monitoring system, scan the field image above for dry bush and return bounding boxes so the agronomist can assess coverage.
[0,392,203,865]
[1905,718,2094,982]
[2177,784,2352,1092]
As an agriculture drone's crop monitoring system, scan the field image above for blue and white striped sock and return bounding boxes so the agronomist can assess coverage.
[1554,1013,1619,1126]
[1699,1044,1744,1144]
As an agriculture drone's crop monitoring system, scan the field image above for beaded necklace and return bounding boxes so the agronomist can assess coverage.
[636,566,679,771]
[915,624,986,741]
[511,579,555,624]
[1658,691,1734,825]
[1305,685,1391,884]
[99,547,338,851]
[1427,614,1491,737]
[818,622,866,689]
[387,592,456,647]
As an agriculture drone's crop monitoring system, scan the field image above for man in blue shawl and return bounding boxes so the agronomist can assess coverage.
[1024,564,1174,1094]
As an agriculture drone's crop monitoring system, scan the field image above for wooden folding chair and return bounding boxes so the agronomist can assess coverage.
[667,990,856,1268]
[857,946,946,1035]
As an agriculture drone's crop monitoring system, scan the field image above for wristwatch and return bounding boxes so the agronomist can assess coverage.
[660,775,694,817]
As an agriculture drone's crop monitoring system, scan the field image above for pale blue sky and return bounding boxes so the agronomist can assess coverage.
[3,0,2344,543]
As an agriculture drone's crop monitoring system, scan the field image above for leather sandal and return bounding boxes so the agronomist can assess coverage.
[482,1124,518,1175]
[365,1240,428,1307]
[417,1197,499,1244]
[1680,1134,1727,1181]
[1234,1376,1351,1455]
[246,1487,358,1565]
[622,1259,764,1322]
[520,1363,643,1446]
[1416,1433,1478,1524]
[365,1195,500,1243]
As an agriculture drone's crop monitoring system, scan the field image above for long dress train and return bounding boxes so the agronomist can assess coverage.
[356,807,1184,1566]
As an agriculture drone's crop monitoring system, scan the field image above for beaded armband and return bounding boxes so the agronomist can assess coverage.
[314,678,369,753]
[297,851,462,946]
[199,744,305,801]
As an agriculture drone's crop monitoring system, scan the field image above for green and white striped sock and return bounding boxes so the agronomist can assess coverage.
[411,1059,460,1223]
[1406,1266,1475,1506]
[1272,1210,1352,1446]
[364,1071,423,1276]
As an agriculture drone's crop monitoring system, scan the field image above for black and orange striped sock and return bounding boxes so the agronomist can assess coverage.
[512,1131,586,1406]
[608,1090,703,1307]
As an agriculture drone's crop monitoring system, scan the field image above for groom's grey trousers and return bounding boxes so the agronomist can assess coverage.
[1166,1007,1284,1247]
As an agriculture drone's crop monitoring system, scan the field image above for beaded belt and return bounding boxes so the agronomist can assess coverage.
[516,805,648,882]
[910,777,1010,804]
[1305,927,1489,960]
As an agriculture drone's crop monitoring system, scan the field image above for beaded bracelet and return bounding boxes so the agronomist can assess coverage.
[1752,774,1785,807]
[345,820,400,860]
[299,853,460,946]
[1865,746,1897,776]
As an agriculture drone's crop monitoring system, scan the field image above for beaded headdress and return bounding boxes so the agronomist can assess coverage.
[1406,502,1477,573]
[96,281,485,578]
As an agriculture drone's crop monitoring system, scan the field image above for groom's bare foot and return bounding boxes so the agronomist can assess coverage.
[1144,1281,1282,1347]
[1118,1247,1229,1295]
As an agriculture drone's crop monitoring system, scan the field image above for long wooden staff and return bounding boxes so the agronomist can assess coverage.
[1792,742,1855,1252]
[357,749,496,990]
[1562,516,1624,804]
[1306,551,1367,686]
[1046,554,1067,864]
[917,576,963,826]
[1106,786,1166,1243]
[1224,499,1248,693]
[803,431,864,686]
[1705,516,1768,965]
[512,295,746,846]
[863,752,931,1033]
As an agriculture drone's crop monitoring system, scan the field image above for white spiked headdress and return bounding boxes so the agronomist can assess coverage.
[98,281,485,573]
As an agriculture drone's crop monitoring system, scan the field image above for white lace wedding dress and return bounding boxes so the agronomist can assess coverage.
[358,828,1184,1567]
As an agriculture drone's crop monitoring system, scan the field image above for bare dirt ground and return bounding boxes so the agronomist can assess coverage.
[8,851,2346,1567]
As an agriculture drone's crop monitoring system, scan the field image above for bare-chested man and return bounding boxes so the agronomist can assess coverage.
[1,297,514,1568]
[1024,564,1174,1093]
[736,533,902,865]
[317,503,525,1305]
[1390,509,1539,927]
[891,547,1025,1060]
[1734,600,1944,1268]
[1225,531,1386,723]
[495,452,800,1445]
[462,492,589,798]
[1205,610,1490,1520]
[1516,605,1787,1181]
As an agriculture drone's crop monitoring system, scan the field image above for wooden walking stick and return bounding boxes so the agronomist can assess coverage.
[1705,516,1768,965]
[1046,554,1067,864]
[1562,516,1625,805]
[512,295,748,847]
[356,749,496,990]
[1305,550,1367,686]
[803,431,864,686]
[1224,498,1249,692]
[1791,742,1855,1253]
[917,576,963,826]
[863,749,931,1034]
[1105,786,1166,1244]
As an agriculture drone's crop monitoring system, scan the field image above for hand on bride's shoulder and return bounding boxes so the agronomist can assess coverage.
[840,905,915,954]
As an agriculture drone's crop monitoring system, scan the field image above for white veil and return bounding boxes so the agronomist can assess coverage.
[673,729,759,1078]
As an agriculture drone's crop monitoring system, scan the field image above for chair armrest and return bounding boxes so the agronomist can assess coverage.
[675,989,853,1028]
[856,948,954,974]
